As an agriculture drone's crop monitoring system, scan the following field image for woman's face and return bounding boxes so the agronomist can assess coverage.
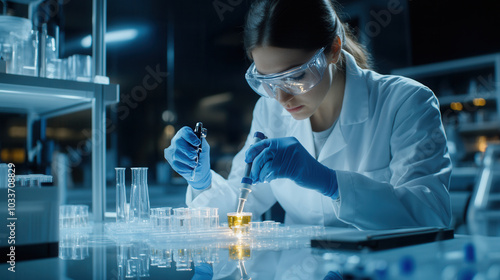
[251,46,334,120]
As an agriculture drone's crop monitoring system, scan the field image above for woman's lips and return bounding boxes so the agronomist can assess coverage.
[286,105,304,113]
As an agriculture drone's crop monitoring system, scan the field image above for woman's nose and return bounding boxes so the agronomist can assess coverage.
[276,88,293,103]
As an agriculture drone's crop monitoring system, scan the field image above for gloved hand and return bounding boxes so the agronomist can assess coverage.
[192,263,213,280]
[164,126,212,190]
[245,137,338,198]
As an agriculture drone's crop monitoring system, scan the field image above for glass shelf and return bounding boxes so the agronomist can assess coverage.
[0,73,119,118]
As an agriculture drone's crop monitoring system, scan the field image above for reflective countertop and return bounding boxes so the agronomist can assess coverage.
[2,222,500,280]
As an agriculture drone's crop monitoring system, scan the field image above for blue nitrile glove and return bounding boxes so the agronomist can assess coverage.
[164,126,212,190]
[192,263,213,280]
[245,137,338,198]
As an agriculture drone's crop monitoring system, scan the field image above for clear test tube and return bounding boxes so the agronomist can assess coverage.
[126,259,140,278]
[138,243,150,277]
[59,205,73,228]
[157,207,172,232]
[172,208,191,232]
[210,208,219,229]
[271,222,281,236]
[74,205,89,227]
[262,220,274,234]
[115,168,127,223]
[150,247,159,267]
[249,222,260,234]
[198,207,211,230]
[190,208,201,232]
[157,249,172,268]
[174,248,193,271]
[129,168,141,223]
[150,208,158,228]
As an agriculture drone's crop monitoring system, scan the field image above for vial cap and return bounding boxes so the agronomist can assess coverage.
[241,177,253,185]
[254,131,267,140]
[399,255,415,276]
[464,243,476,263]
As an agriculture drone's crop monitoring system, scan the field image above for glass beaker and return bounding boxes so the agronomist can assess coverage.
[129,167,150,223]
[115,168,127,223]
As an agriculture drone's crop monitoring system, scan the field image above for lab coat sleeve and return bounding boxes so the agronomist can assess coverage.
[332,87,452,230]
[186,98,278,220]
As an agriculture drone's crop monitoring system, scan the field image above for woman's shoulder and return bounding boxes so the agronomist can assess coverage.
[361,69,436,108]
[364,69,433,96]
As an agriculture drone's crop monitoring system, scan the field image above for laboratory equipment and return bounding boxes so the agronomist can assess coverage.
[172,207,192,232]
[467,144,500,237]
[67,54,92,82]
[191,122,207,181]
[59,232,89,260]
[115,167,127,223]
[156,207,172,232]
[16,174,53,187]
[210,207,219,228]
[198,207,211,230]
[227,212,252,234]
[129,167,150,223]
[229,242,251,260]
[59,205,89,228]
[236,131,267,213]
[0,15,32,74]
[174,248,193,271]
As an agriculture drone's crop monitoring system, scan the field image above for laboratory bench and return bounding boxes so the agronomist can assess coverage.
[1,223,499,280]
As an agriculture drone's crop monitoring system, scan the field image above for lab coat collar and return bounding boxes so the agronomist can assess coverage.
[339,50,369,126]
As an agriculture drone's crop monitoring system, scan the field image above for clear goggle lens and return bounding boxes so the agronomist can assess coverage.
[245,47,328,98]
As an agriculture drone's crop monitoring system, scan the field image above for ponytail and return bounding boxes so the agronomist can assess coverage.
[338,21,373,70]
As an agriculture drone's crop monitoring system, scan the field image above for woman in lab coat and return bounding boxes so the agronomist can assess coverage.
[165,0,452,230]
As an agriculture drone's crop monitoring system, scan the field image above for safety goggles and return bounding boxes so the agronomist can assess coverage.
[245,47,328,98]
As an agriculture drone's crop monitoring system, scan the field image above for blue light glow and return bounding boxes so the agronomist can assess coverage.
[81,29,140,48]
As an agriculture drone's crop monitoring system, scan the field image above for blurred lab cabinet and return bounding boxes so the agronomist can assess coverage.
[0,73,119,217]
[392,53,500,230]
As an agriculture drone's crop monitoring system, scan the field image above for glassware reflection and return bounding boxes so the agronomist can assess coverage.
[58,231,89,260]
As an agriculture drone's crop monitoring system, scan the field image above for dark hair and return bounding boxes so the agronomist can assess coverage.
[243,0,372,69]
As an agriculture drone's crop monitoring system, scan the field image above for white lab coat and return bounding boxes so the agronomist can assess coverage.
[186,51,452,230]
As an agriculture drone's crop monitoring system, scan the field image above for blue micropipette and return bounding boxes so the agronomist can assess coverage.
[237,131,267,213]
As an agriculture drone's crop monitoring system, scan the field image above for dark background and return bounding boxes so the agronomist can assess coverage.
[1,0,499,186]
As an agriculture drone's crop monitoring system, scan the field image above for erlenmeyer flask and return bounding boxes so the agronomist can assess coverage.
[129,167,150,223]
[115,168,126,223]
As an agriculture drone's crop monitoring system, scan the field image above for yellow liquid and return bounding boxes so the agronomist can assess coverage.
[227,212,252,229]
[229,243,251,260]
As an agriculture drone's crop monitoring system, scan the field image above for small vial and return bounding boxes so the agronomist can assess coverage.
[172,208,191,232]
[249,222,260,234]
[210,208,219,229]
[157,207,172,232]
[190,208,202,232]
[150,208,158,228]
[198,207,211,230]
[227,212,252,234]
[262,220,274,234]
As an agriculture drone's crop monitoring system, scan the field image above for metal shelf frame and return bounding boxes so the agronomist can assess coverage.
[0,74,119,222]
[392,53,500,121]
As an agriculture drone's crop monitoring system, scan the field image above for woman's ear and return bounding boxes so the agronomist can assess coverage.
[330,36,342,64]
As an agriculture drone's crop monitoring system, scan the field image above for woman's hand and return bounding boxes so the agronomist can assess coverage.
[245,137,338,197]
[164,126,211,190]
